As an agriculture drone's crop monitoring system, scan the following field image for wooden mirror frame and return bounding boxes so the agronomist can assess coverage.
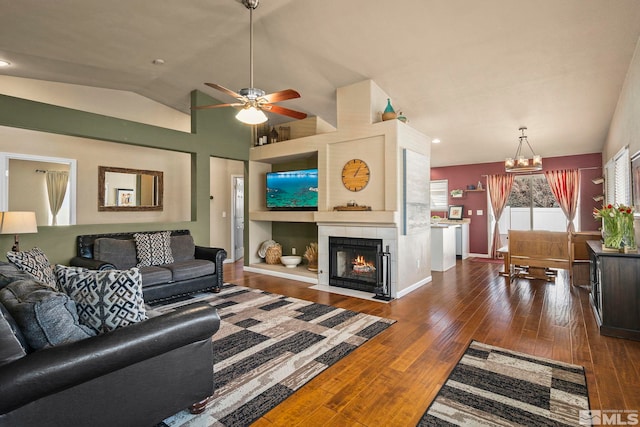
[98,166,163,211]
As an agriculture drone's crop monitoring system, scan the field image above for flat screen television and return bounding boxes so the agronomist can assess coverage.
[266,168,318,210]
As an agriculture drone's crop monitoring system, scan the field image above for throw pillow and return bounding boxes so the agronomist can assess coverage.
[170,234,196,262]
[94,238,137,270]
[55,265,147,334]
[134,231,174,267]
[0,261,33,288]
[6,247,57,289]
[0,279,95,351]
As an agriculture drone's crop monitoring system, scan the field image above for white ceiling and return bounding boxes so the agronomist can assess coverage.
[1,0,639,167]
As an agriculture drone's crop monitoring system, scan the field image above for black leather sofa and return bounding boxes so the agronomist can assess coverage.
[70,230,226,302]
[0,298,220,427]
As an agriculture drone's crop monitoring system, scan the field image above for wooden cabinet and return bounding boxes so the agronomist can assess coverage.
[588,240,640,340]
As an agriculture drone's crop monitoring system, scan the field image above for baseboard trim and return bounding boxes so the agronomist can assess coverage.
[396,276,432,299]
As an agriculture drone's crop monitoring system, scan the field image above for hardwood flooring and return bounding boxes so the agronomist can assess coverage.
[223,257,640,426]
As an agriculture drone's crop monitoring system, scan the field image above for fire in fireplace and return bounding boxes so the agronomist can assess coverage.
[329,237,390,298]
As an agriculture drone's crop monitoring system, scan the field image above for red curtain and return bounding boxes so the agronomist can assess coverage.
[487,174,514,258]
[545,169,579,232]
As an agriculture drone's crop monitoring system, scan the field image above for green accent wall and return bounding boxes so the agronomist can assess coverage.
[272,222,318,260]
[0,90,251,264]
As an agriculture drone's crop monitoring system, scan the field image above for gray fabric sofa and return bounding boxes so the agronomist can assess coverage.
[70,230,226,303]
[0,262,221,427]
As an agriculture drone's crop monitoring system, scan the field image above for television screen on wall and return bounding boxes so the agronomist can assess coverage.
[266,168,318,210]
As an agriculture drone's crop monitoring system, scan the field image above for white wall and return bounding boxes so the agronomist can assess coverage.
[209,157,244,256]
[604,37,640,161]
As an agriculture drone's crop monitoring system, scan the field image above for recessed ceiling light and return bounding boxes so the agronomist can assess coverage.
[432,138,441,144]
[0,60,11,67]
[152,59,165,65]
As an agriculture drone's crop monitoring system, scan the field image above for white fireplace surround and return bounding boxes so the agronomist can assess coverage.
[317,223,397,298]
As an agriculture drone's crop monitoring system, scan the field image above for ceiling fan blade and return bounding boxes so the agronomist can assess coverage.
[192,103,243,110]
[204,83,244,100]
[263,104,307,120]
[260,89,301,103]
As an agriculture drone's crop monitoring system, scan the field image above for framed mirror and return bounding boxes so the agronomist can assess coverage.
[98,166,163,211]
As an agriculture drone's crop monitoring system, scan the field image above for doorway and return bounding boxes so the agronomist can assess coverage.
[231,175,244,262]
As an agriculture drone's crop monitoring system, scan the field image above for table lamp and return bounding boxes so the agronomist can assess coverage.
[0,211,38,252]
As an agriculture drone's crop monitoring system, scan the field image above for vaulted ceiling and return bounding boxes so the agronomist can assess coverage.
[1,0,639,167]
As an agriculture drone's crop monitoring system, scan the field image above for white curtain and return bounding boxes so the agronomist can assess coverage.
[487,174,515,258]
[45,171,69,225]
[544,169,579,232]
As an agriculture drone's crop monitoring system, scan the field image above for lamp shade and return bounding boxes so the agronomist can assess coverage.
[236,106,268,125]
[0,211,38,234]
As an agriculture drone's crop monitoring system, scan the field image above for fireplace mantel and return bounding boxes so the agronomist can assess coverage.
[249,210,399,226]
[314,210,399,225]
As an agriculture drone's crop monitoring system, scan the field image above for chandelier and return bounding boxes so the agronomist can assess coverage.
[505,127,542,172]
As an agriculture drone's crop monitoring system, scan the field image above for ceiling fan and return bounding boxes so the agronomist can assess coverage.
[193,0,307,125]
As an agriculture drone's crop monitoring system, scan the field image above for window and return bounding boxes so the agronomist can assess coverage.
[605,146,631,206]
[430,179,448,210]
[499,174,571,231]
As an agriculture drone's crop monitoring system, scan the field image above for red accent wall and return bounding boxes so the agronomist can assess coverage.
[431,153,602,255]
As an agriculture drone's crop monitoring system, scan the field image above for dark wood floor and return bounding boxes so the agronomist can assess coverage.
[223,258,640,426]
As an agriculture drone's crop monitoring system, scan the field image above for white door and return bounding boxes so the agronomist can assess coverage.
[232,175,244,261]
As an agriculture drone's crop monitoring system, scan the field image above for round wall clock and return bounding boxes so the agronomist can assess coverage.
[341,159,370,192]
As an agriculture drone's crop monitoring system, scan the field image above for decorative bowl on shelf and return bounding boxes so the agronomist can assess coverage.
[280,255,302,268]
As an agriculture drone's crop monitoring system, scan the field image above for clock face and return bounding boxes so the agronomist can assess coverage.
[341,159,370,192]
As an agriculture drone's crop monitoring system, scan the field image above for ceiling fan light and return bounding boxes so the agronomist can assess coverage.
[236,106,267,125]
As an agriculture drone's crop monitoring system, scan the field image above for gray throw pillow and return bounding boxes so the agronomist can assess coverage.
[170,234,196,262]
[6,247,57,289]
[0,279,95,350]
[0,261,33,288]
[55,265,147,334]
[134,231,174,267]
[94,238,137,270]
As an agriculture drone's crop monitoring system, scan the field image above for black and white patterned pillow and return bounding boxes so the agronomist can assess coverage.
[134,231,174,267]
[6,247,57,289]
[55,265,147,334]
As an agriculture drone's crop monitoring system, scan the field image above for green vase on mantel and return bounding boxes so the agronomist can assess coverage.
[382,98,397,121]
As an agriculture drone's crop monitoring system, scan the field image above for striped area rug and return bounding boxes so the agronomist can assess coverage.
[418,340,590,426]
[151,283,395,427]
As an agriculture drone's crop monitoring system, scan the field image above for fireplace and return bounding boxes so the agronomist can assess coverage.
[329,237,390,298]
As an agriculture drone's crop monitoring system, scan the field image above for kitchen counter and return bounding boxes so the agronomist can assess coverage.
[431,224,458,271]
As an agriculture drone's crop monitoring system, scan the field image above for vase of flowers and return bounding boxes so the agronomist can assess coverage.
[594,204,636,252]
[619,205,636,252]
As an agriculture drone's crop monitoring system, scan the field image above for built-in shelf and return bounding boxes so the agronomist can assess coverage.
[592,176,604,203]
[245,262,318,284]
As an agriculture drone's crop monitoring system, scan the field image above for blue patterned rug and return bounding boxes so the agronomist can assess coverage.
[151,283,395,427]
[417,340,590,426]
